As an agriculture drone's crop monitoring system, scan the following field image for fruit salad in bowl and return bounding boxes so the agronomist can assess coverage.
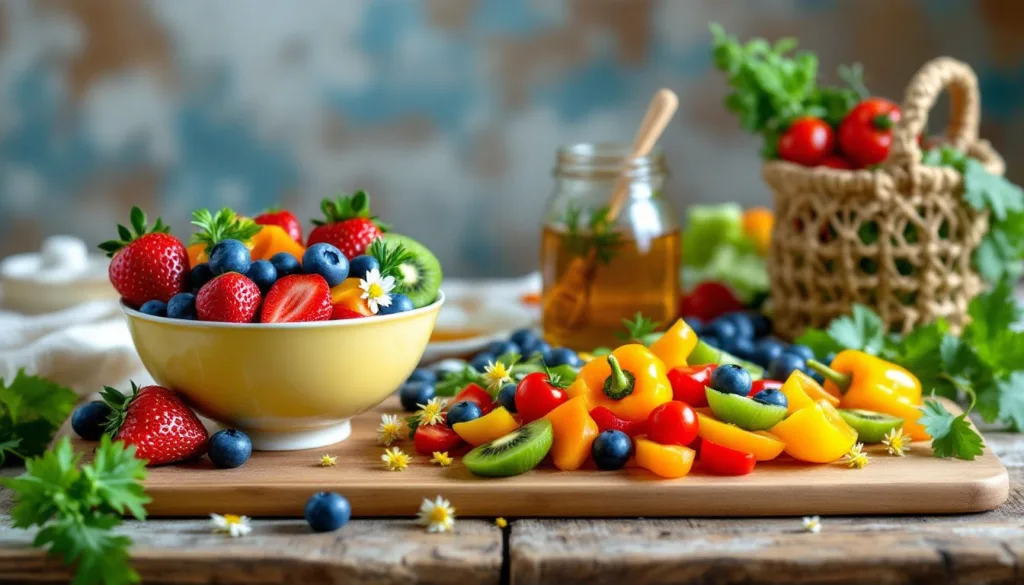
[102,191,445,450]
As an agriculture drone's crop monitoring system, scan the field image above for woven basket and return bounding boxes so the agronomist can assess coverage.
[763,57,1005,339]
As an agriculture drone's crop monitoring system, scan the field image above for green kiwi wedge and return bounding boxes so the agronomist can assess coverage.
[382,233,442,308]
[463,419,553,477]
[706,387,787,431]
[838,409,903,443]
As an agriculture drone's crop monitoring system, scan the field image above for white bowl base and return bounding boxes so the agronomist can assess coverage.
[240,419,353,451]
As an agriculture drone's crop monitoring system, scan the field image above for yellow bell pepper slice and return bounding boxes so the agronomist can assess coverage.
[649,319,699,371]
[770,400,858,463]
[696,412,785,461]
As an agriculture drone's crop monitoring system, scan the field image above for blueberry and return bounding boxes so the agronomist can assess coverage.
[139,300,168,317]
[209,239,251,276]
[190,263,214,291]
[497,383,518,413]
[768,353,806,382]
[751,338,786,369]
[379,293,415,315]
[531,341,553,361]
[509,329,540,353]
[270,252,302,278]
[469,352,495,372]
[399,382,435,412]
[348,255,380,281]
[71,401,112,441]
[487,340,521,358]
[207,429,252,469]
[706,318,738,341]
[787,344,816,362]
[753,388,788,409]
[724,337,756,361]
[709,364,752,396]
[701,334,721,348]
[723,313,754,339]
[167,293,198,320]
[407,368,437,384]
[446,401,482,426]
[245,259,278,293]
[302,243,349,287]
[591,430,633,470]
[749,312,772,338]
[304,491,351,533]
[544,347,582,368]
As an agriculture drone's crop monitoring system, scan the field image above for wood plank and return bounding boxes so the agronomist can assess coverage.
[51,398,1009,518]
[0,517,503,585]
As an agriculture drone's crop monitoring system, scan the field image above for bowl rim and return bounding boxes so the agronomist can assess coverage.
[121,290,445,329]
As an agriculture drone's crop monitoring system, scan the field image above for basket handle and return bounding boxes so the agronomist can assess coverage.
[886,57,980,170]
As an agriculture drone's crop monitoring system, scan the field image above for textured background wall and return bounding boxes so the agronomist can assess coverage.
[0,0,1022,276]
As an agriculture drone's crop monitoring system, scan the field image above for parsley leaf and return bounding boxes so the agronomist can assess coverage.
[0,370,77,466]
[918,398,985,461]
[3,436,149,585]
[826,304,887,355]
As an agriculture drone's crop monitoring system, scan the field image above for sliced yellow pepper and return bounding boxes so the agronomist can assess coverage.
[649,319,698,371]
[770,399,858,463]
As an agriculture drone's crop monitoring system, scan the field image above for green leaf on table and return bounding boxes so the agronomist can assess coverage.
[0,370,77,466]
[794,329,845,359]
[918,398,985,461]
[826,304,887,355]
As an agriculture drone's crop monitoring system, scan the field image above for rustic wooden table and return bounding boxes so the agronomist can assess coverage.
[0,433,1021,584]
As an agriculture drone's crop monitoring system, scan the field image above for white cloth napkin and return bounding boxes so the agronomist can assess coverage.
[0,299,149,396]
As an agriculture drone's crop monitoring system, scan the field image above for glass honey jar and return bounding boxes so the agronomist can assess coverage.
[540,143,680,350]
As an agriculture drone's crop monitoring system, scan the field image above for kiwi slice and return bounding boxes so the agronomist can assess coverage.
[463,419,553,477]
[382,233,443,308]
[706,387,787,431]
[838,409,903,443]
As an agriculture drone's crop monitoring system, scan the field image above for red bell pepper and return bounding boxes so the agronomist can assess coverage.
[451,384,495,415]
[700,439,756,476]
[667,365,716,407]
[747,379,783,397]
[590,406,648,437]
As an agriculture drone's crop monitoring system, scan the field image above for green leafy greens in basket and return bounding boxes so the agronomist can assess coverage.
[710,23,867,158]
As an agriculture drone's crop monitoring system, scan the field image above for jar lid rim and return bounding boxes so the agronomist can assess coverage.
[555,142,666,177]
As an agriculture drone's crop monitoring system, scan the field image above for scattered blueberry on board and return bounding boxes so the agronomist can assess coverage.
[407,368,437,384]
[305,491,352,533]
[497,383,518,413]
[545,347,583,368]
[709,364,752,396]
[469,352,495,372]
[753,388,788,409]
[399,381,435,412]
[486,340,520,358]
[591,430,633,470]
[446,401,482,426]
[71,401,113,441]
[207,429,252,469]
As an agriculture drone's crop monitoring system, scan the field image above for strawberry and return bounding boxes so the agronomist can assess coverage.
[307,190,388,259]
[261,274,333,323]
[99,207,188,307]
[331,305,367,320]
[102,382,208,466]
[196,272,261,323]
[254,208,303,243]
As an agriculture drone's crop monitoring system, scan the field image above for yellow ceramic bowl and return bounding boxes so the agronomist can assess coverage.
[121,292,444,450]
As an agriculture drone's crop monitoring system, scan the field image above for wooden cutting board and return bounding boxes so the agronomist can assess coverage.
[54,397,1008,518]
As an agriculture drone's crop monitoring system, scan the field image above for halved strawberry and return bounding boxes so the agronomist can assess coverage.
[331,305,367,320]
[196,273,261,323]
[99,207,188,306]
[102,382,208,466]
[450,383,495,415]
[307,191,388,259]
[261,274,332,323]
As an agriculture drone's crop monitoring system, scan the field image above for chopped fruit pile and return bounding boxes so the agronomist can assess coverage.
[102,191,442,323]
[392,312,930,480]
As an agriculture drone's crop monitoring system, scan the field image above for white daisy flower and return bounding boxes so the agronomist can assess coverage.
[359,268,396,314]
[802,515,822,534]
[378,413,403,446]
[483,360,513,392]
[210,513,252,538]
[418,495,456,533]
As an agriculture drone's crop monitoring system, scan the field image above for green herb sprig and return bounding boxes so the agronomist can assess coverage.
[563,203,623,264]
[367,238,414,293]
[797,279,1024,458]
[710,23,868,158]
[3,436,150,585]
[189,208,262,253]
[0,370,76,467]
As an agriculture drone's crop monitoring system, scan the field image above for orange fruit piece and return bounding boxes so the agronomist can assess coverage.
[696,412,785,461]
[543,396,598,471]
[742,207,774,257]
[453,407,520,446]
[330,278,373,316]
[250,224,305,262]
[634,436,695,479]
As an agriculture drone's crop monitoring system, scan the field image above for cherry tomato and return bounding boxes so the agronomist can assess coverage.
[451,383,494,415]
[838,98,901,167]
[667,365,716,407]
[414,423,463,455]
[746,379,783,397]
[647,401,699,447]
[700,439,756,476]
[777,116,835,166]
[590,406,648,437]
[679,282,745,323]
[820,155,853,170]
[515,372,568,423]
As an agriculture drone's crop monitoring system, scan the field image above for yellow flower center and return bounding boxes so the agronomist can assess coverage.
[430,507,450,523]
[368,283,385,298]
[223,514,242,525]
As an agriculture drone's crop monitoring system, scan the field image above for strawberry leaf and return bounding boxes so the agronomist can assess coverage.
[98,207,173,257]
